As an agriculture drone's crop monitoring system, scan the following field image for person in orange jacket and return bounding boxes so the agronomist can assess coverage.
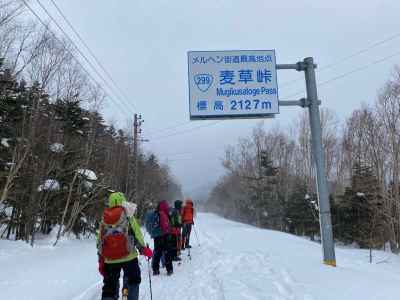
[181,199,195,249]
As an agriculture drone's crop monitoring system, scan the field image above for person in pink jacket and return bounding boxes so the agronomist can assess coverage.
[151,200,174,275]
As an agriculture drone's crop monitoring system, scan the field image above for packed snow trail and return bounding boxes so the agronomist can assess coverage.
[1,213,400,300]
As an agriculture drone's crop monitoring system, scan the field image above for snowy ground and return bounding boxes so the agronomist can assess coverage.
[1,213,399,300]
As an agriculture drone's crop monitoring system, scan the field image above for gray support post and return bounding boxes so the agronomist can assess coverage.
[303,57,336,267]
[278,100,302,107]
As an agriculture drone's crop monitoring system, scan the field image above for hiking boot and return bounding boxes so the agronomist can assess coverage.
[153,270,160,276]
[167,270,173,276]
[186,245,192,248]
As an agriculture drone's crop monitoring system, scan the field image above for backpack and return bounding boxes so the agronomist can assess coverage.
[169,208,182,228]
[145,210,162,238]
[99,206,134,260]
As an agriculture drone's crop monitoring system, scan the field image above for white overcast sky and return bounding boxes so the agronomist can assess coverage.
[31,0,400,198]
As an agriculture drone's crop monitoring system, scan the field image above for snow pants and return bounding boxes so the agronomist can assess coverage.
[170,234,177,259]
[171,232,182,259]
[182,223,192,248]
[152,235,173,273]
[101,258,141,300]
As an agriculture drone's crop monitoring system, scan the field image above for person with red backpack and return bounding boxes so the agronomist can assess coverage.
[98,192,153,300]
[182,199,195,249]
[149,200,174,276]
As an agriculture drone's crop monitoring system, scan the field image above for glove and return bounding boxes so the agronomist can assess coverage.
[141,247,153,259]
[98,256,105,276]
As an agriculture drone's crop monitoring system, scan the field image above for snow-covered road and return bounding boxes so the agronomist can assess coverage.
[1,213,399,300]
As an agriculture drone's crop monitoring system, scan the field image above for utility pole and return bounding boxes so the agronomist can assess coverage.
[132,114,140,202]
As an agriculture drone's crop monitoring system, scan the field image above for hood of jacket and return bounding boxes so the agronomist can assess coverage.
[108,192,126,207]
[158,200,170,214]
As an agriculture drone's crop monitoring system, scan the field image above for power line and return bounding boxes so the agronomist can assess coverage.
[284,49,400,99]
[149,121,222,141]
[145,120,192,135]
[280,31,400,88]
[153,143,228,160]
[34,0,137,116]
[48,0,139,112]
[21,0,130,118]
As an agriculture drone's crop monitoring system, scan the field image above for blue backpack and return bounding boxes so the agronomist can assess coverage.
[145,210,162,238]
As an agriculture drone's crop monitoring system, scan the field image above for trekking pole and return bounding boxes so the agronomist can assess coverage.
[193,224,201,247]
[147,258,153,300]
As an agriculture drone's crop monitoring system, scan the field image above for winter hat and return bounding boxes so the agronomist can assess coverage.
[174,200,183,209]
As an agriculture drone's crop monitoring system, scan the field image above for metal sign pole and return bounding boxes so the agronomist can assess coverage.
[276,58,336,267]
[303,57,336,267]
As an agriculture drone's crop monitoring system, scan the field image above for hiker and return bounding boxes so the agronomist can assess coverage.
[170,200,183,261]
[146,200,174,276]
[182,199,195,249]
[98,192,153,300]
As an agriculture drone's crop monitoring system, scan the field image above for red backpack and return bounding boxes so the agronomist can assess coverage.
[99,206,134,260]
